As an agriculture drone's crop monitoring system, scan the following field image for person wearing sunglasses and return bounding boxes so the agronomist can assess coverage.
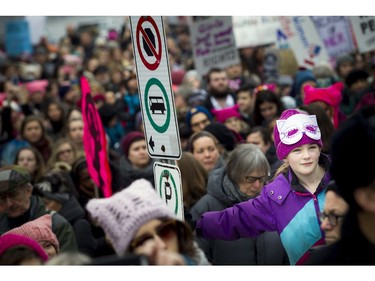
[195,109,332,265]
[86,179,210,265]
[190,143,289,265]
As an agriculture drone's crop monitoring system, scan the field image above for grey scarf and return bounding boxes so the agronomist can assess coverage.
[222,174,252,204]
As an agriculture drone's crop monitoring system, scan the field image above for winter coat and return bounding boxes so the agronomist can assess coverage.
[195,154,331,265]
[57,196,96,257]
[191,167,289,265]
[0,195,78,253]
[119,156,156,189]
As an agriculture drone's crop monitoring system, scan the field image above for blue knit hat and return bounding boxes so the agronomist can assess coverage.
[185,106,213,131]
[293,69,316,98]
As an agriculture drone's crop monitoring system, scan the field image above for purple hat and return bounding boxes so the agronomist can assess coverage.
[273,109,323,160]
[121,131,145,158]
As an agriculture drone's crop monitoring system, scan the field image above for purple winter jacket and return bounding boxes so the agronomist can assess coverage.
[196,154,331,265]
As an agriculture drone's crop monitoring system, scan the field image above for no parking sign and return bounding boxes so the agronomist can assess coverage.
[130,16,181,160]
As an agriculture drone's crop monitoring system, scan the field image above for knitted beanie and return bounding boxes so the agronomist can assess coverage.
[120,131,145,158]
[86,179,176,257]
[211,105,242,124]
[204,122,239,151]
[293,69,316,97]
[25,79,49,94]
[303,82,344,128]
[185,106,213,131]
[0,233,48,262]
[4,214,59,254]
[273,109,323,160]
[98,103,117,127]
[345,69,369,88]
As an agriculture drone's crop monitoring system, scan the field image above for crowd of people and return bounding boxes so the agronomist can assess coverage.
[0,16,375,266]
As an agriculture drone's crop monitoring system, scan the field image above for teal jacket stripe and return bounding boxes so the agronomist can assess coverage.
[280,192,325,265]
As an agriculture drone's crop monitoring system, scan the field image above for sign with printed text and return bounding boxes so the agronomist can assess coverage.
[154,162,184,221]
[130,16,181,160]
[277,16,330,69]
[349,16,375,53]
[311,16,356,62]
[232,16,281,48]
[190,16,240,76]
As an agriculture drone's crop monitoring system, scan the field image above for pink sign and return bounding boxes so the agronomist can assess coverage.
[80,76,112,198]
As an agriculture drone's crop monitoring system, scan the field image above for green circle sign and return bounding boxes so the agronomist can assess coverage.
[144,78,170,133]
[159,169,179,214]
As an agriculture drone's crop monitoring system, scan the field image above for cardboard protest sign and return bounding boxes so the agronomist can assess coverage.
[349,16,375,53]
[191,16,240,76]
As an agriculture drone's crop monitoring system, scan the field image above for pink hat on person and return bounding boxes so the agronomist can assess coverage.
[4,214,59,254]
[303,82,344,128]
[211,105,242,124]
[273,109,323,160]
[25,80,49,94]
[0,233,48,262]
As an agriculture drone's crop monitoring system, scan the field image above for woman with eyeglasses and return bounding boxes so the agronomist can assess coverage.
[47,138,78,171]
[318,182,349,245]
[86,179,210,265]
[195,109,332,265]
[190,143,289,265]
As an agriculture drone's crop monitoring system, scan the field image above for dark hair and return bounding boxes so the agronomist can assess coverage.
[205,67,225,84]
[235,81,257,95]
[247,126,272,146]
[14,146,46,184]
[253,89,285,126]
[325,181,343,197]
[20,115,47,141]
[0,245,44,265]
[70,157,87,190]
[43,100,67,122]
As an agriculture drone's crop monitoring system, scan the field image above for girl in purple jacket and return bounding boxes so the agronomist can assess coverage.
[195,109,331,265]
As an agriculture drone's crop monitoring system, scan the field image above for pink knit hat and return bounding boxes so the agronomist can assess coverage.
[86,179,176,257]
[4,214,59,254]
[303,82,344,128]
[211,105,242,124]
[24,79,49,94]
[273,109,323,160]
[0,233,48,262]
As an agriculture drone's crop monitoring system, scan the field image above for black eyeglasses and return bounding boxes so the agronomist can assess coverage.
[318,212,345,226]
[245,175,268,184]
[129,220,178,251]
